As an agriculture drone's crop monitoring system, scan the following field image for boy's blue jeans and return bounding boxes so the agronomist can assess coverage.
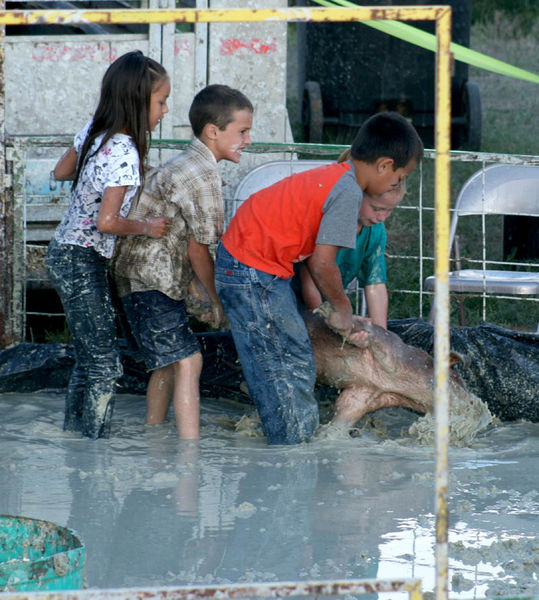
[215,243,319,445]
[46,239,122,439]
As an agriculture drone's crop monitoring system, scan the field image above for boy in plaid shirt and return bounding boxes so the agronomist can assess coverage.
[113,84,253,438]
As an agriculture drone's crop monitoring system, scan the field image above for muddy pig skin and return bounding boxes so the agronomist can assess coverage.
[305,311,493,443]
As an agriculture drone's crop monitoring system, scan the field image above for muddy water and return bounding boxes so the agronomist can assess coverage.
[0,392,537,598]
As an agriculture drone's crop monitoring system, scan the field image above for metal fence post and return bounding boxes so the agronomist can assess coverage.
[433,6,452,600]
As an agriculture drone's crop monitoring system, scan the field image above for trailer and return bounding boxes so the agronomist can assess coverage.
[298,0,481,150]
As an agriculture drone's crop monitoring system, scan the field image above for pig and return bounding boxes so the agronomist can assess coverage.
[186,279,493,445]
[305,308,494,445]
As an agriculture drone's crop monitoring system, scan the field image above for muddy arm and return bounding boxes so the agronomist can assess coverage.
[188,238,225,330]
[299,263,324,310]
[364,283,388,329]
[306,245,353,335]
[54,146,78,181]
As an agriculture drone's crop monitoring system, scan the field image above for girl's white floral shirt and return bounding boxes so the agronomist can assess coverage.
[55,121,141,258]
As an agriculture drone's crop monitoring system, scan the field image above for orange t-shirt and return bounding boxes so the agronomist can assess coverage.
[222,161,360,278]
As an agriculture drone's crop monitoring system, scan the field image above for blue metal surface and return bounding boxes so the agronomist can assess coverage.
[0,516,84,592]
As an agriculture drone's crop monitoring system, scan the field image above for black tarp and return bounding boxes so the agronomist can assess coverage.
[1,321,537,422]
[387,319,539,422]
[0,333,244,401]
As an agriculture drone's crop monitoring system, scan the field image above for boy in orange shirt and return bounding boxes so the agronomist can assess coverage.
[215,112,423,445]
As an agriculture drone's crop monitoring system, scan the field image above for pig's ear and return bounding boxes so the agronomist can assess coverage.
[449,350,470,369]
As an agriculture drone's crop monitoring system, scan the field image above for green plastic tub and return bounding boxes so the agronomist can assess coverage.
[0,515,85,591]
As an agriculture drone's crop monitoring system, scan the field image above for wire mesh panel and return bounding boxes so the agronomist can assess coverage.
[11,139,539,341]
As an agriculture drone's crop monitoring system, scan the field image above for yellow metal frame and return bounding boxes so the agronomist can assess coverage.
[0,6,452,600]
[1,6,447,26]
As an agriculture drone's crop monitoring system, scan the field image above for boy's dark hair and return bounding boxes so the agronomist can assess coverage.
[350,111,424,169]
[189,84,253,138]
[74,50,168,189]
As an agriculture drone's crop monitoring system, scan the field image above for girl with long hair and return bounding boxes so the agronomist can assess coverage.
[46,50,171,439]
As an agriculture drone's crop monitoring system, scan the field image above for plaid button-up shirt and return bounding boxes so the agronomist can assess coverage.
[113,137,224,300]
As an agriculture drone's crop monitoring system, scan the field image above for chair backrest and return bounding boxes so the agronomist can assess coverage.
[231,159,332,219]
[449,164,539,247]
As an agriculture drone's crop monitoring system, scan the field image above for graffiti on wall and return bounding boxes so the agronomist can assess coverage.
[220,37,277,55]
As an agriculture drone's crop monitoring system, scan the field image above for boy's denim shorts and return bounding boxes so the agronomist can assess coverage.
[121,290,200,372]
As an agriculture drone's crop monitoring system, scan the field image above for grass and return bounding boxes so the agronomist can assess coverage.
[471,1,539,36]
[286,14,538,331]
[470,17,539,156]
[44,322,72,344]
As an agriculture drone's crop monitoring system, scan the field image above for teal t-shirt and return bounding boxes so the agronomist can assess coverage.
[336,223,387,288]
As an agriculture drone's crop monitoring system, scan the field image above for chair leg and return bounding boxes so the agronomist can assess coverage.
[360,289,367,317]
[428,301,435,325]
[457,296,467,326]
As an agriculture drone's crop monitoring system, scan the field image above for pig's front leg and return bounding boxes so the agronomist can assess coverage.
[332,387,428,429]
[332,386,383,427]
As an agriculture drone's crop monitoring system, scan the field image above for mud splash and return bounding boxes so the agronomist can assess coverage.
[408,391,495,448]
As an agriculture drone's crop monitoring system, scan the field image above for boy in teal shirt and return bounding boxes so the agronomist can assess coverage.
[300,181,405,329]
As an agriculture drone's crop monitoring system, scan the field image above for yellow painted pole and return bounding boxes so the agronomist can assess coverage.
[408,578,424,600]
[0,6,447,26]
[433,7,452,600]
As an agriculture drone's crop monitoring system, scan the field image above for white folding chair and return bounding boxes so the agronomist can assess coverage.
[424,163,539,325]
[231,159,331,218]
[232,160,367,316]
